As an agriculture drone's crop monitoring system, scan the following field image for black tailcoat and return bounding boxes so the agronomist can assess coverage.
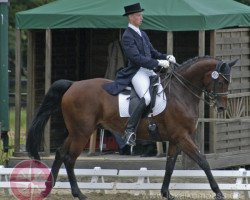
[103,27,166,95]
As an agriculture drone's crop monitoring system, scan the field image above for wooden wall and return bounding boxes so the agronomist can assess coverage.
[207,28,250,168]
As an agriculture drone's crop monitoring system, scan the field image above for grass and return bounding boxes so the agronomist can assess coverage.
[0,108,27,165]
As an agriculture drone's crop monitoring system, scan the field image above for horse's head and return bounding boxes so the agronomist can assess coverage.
[203,59,238,112]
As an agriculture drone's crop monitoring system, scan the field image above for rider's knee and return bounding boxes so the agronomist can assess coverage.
[144,95,151,106]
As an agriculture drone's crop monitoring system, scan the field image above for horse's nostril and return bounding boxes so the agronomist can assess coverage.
[217,107,225,113]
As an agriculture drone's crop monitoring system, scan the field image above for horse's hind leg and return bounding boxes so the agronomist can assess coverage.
[42,148,64,196]
[161,143,179,200]
[180,136,224,200]
[62,136,88,200]
[51,148,64,184]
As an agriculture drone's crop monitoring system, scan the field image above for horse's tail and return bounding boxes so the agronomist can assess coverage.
[26,79,73,160]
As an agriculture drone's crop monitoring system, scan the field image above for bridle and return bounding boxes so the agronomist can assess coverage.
[161,61,231,107]
[209,61,230,98]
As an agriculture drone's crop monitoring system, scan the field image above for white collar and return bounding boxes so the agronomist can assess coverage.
[128,23,141,36]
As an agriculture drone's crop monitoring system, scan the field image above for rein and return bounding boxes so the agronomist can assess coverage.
[171,71,216,106]
[160,61,230,107]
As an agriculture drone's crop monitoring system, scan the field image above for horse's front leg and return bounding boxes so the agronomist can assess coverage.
[180,136,224,200]
[161,143,179,200]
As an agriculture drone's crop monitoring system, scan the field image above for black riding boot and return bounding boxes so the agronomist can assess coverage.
[123,98,146,146]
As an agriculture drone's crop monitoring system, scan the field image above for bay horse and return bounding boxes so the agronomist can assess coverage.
[26,56,237,200]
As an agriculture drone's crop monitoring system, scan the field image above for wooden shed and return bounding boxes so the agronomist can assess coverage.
[14,0,250,169]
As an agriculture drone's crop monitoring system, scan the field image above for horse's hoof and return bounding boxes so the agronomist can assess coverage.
[168,195,175,200]
[78,193,87,200]
[40,186,52,198]
[72,191,87,200]
[215,192,224,200]
[161,191,175,200]
[40,190,49,198]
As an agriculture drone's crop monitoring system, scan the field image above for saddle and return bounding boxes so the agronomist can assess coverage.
[121,75,160,118]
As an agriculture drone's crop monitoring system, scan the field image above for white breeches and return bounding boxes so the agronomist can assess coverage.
[131,67,156,106]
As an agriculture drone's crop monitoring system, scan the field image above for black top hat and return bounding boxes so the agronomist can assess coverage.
[123,3,144,16]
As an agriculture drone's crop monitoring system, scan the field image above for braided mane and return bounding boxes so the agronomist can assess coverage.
[178,56,218,71]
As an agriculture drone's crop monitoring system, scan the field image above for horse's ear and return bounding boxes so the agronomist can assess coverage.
[228,59,239,67]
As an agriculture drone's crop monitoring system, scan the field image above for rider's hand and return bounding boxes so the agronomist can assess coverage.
[166,55,176,63]
[157,60,170,68]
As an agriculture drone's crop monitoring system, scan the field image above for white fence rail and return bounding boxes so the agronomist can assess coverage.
[0,166,250,199]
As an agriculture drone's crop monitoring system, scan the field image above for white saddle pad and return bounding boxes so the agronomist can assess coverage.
[118,84,167,117]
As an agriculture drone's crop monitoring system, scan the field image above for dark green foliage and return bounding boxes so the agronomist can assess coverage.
[8,0,55,73]
[235,0,250,5]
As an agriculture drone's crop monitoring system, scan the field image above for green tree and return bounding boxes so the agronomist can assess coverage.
[235,0,250,5]
[8,0,55,75]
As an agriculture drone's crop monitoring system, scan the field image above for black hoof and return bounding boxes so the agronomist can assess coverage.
[161,190,175,200]
[72,191,87,200]
[215,192,224,200]
[41,182,53,198]
[40,190,49,198]
[78,193,87,200]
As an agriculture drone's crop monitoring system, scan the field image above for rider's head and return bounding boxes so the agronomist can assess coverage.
[123,3,144,28]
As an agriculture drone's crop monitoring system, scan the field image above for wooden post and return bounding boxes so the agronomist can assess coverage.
[167,31,173,54]
[76,31,80,80]
[156,142,165,157]
[210,30,216,57]
[199,31,205,56]
[85,29,93,79]
[89,131,97,155]
[26,31,35,131]
[166,31,174,156]
[87,29,97,155]
[209,30,217,153]
[44,29,52,156]
[14,29,21,154]
[182,31,205,169]
[198,30,205,154]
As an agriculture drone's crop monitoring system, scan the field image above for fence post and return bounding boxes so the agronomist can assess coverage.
[233,168,248,199]
[0,165,9,194]
[134,168,150,196]
[0,0,9,133]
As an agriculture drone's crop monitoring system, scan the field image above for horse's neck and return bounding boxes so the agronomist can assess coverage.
[170,78,200,116]
[183,63,209,88]
[169,62,213,116]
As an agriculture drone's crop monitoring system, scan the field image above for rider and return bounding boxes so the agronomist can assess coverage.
[103,3,176,146]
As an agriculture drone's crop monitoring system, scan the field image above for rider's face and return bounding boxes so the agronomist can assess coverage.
[128,12,143,27]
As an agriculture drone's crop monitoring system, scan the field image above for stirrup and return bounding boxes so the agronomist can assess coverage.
[123,131,136,146]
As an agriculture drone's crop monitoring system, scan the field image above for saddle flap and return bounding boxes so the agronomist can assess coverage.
[128,75,160,117]
[118,84,167,118]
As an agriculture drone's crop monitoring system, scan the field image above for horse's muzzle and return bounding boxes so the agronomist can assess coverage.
[217,106,225,113]
[216,96,227,113]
